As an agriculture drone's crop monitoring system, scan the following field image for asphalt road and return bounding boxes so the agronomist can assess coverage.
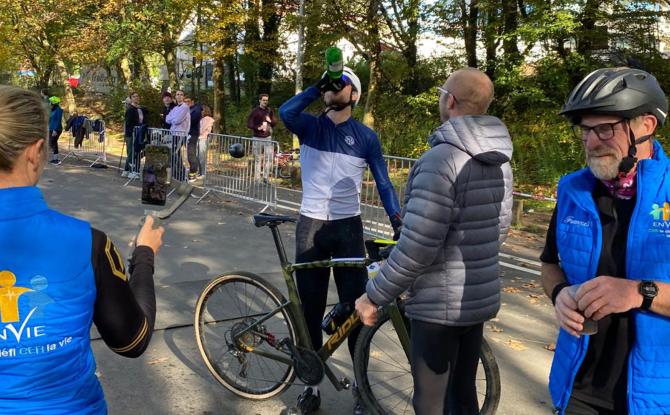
[38,159,557,415]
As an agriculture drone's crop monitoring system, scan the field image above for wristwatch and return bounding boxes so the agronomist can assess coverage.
[638,280,659,311]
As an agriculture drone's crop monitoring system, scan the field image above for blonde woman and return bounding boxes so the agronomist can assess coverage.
[0,85,164,414]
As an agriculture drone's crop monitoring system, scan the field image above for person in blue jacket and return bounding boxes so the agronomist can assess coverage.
[541,67,670,415]
[0,85,165,414]
[279,67,402,415]
[48,96,63,164]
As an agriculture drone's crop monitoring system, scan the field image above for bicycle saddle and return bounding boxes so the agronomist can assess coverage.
[253,212,297,227]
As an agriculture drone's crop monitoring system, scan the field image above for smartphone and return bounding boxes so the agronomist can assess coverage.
[142,145,171,206]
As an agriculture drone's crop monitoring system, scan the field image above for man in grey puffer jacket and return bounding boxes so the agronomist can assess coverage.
[356,67,513,415]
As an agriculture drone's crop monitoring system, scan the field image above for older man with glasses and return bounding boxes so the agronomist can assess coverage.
[541,67,670,415]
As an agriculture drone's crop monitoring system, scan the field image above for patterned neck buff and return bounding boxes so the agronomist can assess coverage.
[600,170,637,200]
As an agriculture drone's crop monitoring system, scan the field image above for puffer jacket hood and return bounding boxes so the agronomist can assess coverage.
[428,115,512,165]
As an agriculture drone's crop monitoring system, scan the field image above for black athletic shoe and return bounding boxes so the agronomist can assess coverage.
[296,387,321,414]
[352,386,368,415]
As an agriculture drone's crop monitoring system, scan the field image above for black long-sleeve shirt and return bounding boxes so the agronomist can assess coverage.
[91,228,156,358]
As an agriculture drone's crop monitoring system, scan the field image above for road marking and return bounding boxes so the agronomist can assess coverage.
[501,261,541,276]
[500,252,542,267]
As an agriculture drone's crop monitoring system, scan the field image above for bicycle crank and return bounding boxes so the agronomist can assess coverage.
[281,340,324,385]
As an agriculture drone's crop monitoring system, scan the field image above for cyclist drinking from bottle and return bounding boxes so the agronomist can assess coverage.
[279,66,402,414]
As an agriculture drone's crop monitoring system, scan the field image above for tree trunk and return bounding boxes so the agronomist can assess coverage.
[258,0,281,94]
[120,57,132,85]
[163,49,178,90]
[55,59,75,114]
[576,0,598,56]
[462,0,479,68]
[484,5,498,79]
[114,61,128,87]
[502,0,521,66]
[213,58,226,133]
[363,0,382,128]
[403,0,420,94]
[37,67,52,90]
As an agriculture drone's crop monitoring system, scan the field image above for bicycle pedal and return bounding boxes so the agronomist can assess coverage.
[285,406,301,415]
[339,377,351,390]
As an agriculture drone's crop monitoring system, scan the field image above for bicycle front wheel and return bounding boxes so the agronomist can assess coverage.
[195,272,298,399]
[353,310,501,415]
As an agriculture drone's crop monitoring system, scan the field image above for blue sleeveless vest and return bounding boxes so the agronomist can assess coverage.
[549,140,670,414]
[0,187,105,414]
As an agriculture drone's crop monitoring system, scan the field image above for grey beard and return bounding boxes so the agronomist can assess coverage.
[587,153,621,180]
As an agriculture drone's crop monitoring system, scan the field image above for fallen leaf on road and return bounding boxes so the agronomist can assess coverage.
[148,357,169,365]
[528,297,539,304]
[528,293,541,298]
[545,343,556,352]
[502,287,521,293]
[488,324,503,333]
[522,283,541,289]
[505,339,528,351]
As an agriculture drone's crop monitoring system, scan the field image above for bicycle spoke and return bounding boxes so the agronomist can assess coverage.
[369,371,412,387]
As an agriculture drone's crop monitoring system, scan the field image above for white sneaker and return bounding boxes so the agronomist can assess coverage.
[121,171,129,178]
[127,172,140,179]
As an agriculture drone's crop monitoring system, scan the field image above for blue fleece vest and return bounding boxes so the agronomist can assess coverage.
[549,140,670,415]
[0,187,105,414]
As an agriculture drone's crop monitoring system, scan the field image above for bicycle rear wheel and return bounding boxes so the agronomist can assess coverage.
[353,309,501,414]
[195,272,298,399]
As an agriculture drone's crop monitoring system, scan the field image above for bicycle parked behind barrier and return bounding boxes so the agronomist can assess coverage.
[194,212,500,414]
[275,148,300,179]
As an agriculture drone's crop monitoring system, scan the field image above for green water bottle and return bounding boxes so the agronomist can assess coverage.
[325,47,344,80]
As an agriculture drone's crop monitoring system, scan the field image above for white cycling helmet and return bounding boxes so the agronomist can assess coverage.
[321,66,362,108]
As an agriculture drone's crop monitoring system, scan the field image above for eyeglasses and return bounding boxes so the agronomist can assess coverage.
[572,119,627,142]
[437,86,458,104]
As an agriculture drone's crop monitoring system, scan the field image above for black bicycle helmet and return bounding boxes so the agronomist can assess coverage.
[560,67,668,126]
[228,143,245,158]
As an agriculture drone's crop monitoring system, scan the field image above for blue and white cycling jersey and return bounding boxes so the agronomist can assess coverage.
[279,87,401,221]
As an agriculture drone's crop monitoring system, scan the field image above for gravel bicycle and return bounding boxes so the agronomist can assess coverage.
[194,212,501,414]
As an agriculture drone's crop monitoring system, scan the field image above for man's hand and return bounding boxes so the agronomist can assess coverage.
[136,215,165,255]
[316,74,332,94]
[554,286,584,337]
[51,131,57,137]
[575,276,642,321]
[355,293,378,326]
[315,74,345,94]
[390,214,402,241]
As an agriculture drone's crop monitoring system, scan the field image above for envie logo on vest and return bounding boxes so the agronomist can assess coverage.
[650,202,670,221]
[0,270,47,346]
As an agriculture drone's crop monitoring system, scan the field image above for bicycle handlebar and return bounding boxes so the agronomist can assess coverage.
[127,182,194,278]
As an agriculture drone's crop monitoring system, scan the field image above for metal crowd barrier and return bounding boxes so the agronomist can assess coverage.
[60,119,107,167]
[198,134,278,207]
[123,127,189,186]
[360,155,416,238]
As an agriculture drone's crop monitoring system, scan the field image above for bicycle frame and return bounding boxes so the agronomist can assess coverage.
[232,223,411,390]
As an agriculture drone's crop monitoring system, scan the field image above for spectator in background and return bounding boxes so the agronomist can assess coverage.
[48,96,63,164]
[165,90,190,180]
[247,93,277,182]
[184,95,202,182]
[159,92,175,130]
[198,105,214,178]
[123,91,148,179]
